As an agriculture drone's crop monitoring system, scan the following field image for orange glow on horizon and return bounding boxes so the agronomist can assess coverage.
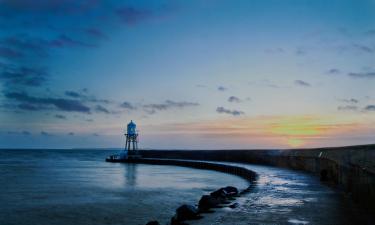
[287,138,304,147]
[144,114,368,148]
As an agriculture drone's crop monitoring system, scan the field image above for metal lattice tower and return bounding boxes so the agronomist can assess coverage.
[124,120,139,157]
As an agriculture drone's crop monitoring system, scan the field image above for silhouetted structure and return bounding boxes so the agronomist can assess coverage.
[122,120,141,159]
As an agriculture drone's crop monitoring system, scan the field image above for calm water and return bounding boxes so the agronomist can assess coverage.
[1,150,373,225]
[0,150,249,225]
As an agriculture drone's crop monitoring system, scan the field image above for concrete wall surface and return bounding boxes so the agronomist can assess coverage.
[140,144,375,212]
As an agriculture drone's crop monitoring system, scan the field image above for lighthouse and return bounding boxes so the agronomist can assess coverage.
[122,120,141,159]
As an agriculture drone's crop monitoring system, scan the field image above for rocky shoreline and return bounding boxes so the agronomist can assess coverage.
[106,157,257,225]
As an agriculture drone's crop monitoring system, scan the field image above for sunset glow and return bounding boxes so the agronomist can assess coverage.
[0,0,374,149]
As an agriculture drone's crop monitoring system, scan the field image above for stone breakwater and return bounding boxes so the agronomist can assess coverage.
[106,158,257,225]
[139,144,375,213]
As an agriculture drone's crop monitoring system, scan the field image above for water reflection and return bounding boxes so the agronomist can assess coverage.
[125,163,137,186]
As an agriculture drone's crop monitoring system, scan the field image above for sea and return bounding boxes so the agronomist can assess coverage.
[0,149,248,225]
[0,149,373,225]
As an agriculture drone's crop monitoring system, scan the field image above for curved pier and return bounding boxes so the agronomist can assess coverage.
[107,158,257,187]
[107,157,258,224]
[106,151,375,224]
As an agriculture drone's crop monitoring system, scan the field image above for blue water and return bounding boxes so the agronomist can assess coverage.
[0,150,248,225]
[1,150,373,225]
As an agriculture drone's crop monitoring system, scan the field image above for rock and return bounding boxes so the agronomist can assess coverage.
[210,188,228,198]
[175,204,200,221]
[223,186,239,196]
[170,216,190,225]
[145,221,160,225]
[229,203,239,209]
[198,195,221,211]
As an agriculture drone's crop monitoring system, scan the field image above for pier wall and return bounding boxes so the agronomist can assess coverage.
[126,158,257,185]
[140,144,375,211]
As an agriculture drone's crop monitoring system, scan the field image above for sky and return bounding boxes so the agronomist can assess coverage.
[0,0,374,149]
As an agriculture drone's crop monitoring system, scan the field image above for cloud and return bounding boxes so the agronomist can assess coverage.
[365,29,375,36]
[6,130,31,135]
[64,90,111,104]
[22,131,31,135]
[0,0,97,13]
[295,47,307,55]
[143,100,199,113]
[348,71,375,78]
[84,28,108,39]
[216,106,244,116]
[364,105,375,112]
[40,131,51,136]
[95,105,111,114]
[55,114,66,119]
[248,79,282,89]
[353,44,374,53]
[228,96,241,103]
[0,65,48,87]
[116,7,153,25]
[0,46,23,59]
[0,36,49,58]
[120,101,136,110]
[294,80,311,87]
[4,92,91,113]
[327,68,341,74]
[64,91,81,98]
[337,105,358,111]
[0,34,95,61]
[17,103,42,111]
[340,98,359,104]
[217,86,227,91]
[50,34,96,48]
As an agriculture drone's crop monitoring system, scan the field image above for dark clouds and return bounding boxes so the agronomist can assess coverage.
[217,86,227,91]
[328,68,341,74]
[0,34,96,62]
[0,0,165,107]
[365,29,375,36]
[294,80,311,87]
[55,114,66,119]
[120,101,136,110]
[94,105,111,114]
[65,91,81,98]
[84,28,108,39]
[7,130,31,135]
[4,92,91,113]
[295,47,307,55]
[0,46,23,59]
[228,96,241,103]
[116,7,153,25]
[64,90,111,104]
[143,100,199,113]
[40,131,51,136]
[348,71,375,78]
[0,0,97,13]
[340,98,359,104]
[337,105,358,111]
[364,105,375,112]
[50,34,96,48]
[1,36,50,58]
[216,106,244,116]
[0,65,48,87]
[353,44,374,53]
